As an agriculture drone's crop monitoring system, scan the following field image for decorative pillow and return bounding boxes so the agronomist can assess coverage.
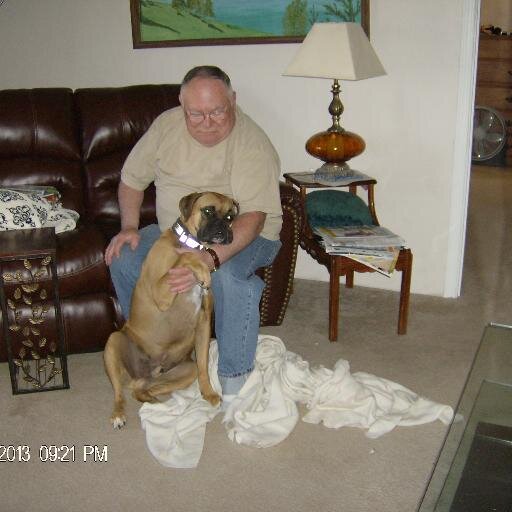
[0,188,79,233]
[306,190,374,228]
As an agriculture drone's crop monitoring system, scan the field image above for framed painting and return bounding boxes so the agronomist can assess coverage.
[130,0,369,48]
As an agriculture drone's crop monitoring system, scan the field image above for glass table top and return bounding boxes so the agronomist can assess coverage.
[418,323,512,511]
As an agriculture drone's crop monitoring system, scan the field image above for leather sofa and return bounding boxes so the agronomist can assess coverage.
[0,85,302,362]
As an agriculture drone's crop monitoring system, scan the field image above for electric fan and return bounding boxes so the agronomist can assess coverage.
[472,106,507,162]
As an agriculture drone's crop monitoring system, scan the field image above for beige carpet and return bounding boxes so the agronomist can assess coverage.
[1,165,510,512]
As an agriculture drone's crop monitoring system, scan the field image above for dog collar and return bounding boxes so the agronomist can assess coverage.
[171,219,204,250]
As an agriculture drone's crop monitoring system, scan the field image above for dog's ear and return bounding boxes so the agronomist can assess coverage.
[179,193,202,221]
[231,200,240,218]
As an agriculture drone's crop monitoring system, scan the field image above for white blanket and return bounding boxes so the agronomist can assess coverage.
[139,335,453,468]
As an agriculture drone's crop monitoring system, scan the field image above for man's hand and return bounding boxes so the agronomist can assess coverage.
[167,248,214,293]
[105,228,140,266]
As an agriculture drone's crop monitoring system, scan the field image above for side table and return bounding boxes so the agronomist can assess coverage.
[0,228,69,394]
[284,171,413,341]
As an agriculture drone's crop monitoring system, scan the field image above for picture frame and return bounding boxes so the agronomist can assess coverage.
[130,0,369,49]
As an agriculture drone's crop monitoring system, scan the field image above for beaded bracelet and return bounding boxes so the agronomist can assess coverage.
[204,247,220,272]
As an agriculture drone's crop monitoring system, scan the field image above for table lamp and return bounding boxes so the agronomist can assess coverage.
[283,22,386,185]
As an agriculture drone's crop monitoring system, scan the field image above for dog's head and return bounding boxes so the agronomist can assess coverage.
[178,192,239,245]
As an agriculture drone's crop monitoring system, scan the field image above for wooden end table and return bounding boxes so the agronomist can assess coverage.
[284,171,413,341]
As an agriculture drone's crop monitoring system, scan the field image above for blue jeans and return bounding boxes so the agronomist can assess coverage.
[109,224,281,395]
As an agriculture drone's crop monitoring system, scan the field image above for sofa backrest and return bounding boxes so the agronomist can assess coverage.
[0,88,84,216]
[75,84,181,238]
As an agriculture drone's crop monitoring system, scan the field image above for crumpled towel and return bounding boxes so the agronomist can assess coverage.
[0,188,79,233]
[140,335,453,468]
[139,342,222,468]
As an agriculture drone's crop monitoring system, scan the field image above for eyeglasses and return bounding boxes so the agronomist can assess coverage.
[185,107,229,124]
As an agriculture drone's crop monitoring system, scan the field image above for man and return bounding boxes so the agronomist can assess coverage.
[105,66,282,403]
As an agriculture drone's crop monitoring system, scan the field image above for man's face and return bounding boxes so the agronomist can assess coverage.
[179,77,236,147]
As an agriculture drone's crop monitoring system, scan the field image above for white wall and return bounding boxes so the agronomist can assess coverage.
[0,0,471,297]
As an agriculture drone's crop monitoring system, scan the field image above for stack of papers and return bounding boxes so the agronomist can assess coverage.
[313,225,405,276]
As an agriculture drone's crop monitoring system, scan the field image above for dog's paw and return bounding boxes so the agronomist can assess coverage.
[132,388,159,403]
[203,391,221,407]
[111,415,126,430]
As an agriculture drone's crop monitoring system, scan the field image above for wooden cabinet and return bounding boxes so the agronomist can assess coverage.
[476,33,512,164]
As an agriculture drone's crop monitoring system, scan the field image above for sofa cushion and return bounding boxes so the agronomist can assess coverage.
[54,224,112,298]
[75,85,181,161]
[75,85,180,234]
[0,89,80,160]
[0,89,84,216]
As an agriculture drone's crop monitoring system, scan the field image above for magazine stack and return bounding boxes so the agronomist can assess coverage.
[313,225,406,276]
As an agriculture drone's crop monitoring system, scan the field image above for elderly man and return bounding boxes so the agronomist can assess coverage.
[105,66,282,403]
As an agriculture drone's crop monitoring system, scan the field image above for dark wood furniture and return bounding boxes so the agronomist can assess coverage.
[476,33,512,165]
[284,172,413,342]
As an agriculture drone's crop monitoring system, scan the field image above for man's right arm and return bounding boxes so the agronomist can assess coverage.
[104,181,144,265]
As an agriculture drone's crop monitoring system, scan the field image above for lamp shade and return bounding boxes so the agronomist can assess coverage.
[283,22,386,81]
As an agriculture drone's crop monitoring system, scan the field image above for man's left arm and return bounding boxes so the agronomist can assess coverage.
[204,210,266,269]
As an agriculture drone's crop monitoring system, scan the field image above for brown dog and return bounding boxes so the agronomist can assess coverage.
[104,192,238,429]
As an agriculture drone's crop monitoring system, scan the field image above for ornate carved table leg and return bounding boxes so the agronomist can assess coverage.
[0,228,69,394]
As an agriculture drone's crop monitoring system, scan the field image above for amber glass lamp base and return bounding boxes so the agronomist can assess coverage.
[306,129,366,184]
[306,129,365,166]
